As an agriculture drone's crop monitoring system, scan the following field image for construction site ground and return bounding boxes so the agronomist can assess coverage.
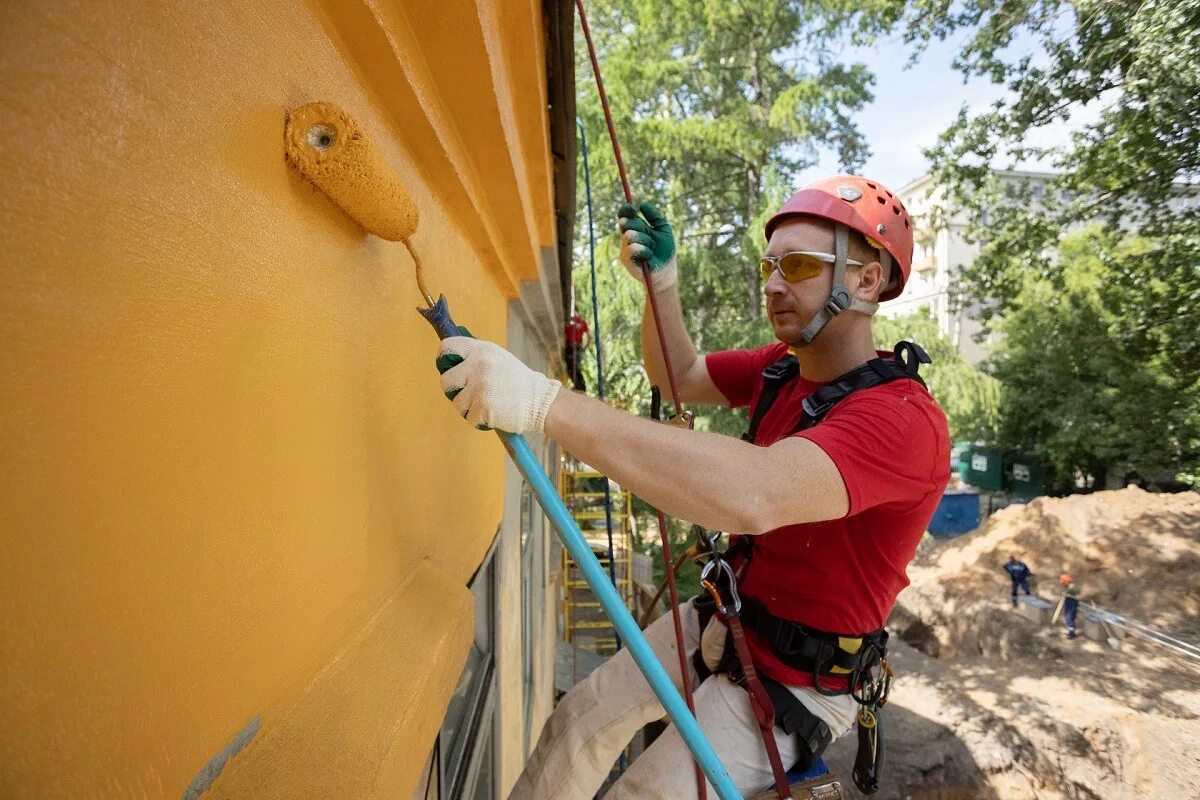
[823,487,1200,799]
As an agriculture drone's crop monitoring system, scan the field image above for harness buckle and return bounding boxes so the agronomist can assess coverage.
[801,393,836,419]
[761,356,799,383]
[813,640,837,669]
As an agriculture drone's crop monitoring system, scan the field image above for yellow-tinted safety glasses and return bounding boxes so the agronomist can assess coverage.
[759,251,862,283]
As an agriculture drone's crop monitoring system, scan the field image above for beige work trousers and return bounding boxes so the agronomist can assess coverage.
[509,599,857,800]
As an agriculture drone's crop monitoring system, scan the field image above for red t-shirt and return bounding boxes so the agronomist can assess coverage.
[565,315,589,344]
[705,342,950,687]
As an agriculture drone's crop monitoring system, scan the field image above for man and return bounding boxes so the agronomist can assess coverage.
[1005,555,1033,607]
[563,310,589,391]
[437,176,951,799]
[1060,573,1081,639]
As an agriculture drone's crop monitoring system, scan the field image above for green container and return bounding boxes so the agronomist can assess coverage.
[951,441,974,476]
[1009,454,1044,499]
[965,447,1005,491]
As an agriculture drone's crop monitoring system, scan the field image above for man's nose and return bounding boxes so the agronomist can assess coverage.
[763,267,788,294]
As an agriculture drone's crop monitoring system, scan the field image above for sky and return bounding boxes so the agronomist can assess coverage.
[791,29,1084,193]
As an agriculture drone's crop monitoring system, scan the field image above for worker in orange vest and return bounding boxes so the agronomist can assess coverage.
[1060,573,1081,639]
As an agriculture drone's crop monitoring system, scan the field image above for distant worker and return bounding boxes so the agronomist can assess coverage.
[1060,573,1080,639]
[1004,555,1032,607]
[563,311,589,392]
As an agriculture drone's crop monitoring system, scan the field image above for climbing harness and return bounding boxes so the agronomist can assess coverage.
[694,342,929,795]
[693,533,893,797]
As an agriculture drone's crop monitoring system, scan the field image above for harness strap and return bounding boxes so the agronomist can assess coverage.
[797,343,930,433]
[742,340,931,445]
[726,611,793,799]
[692,595,834,778]
[742,356,799,443]
[739,599,870,675]
[757,676,833,775]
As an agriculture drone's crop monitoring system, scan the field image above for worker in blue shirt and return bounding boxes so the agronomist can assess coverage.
[1004,555,1032,607]
[1060,573,1081,639]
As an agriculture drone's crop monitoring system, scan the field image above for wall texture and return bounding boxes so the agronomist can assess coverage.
[0,0,564,797]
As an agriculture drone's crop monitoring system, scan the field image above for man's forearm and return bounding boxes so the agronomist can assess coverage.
[546,388,769,533]
[641,287,701,392]
[543,387,849,529]
[436,335,847,527]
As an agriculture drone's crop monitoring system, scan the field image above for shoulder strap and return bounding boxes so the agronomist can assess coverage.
[796,340,931,432]
[741,340,932,442]
[741,354,799,443]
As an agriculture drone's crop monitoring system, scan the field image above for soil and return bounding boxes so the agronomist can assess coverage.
[823,487,1200,799]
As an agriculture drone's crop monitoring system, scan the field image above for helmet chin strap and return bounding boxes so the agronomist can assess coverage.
[795,224,883,345]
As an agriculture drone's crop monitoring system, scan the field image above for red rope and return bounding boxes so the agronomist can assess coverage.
[575,0,632,204]
[575,0,685,420]
[654,508,706,798]
[575,3,703,798]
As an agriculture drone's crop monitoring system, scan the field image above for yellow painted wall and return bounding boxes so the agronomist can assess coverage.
[0,1,562,797]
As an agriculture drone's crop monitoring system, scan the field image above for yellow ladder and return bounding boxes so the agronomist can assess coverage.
[559,461,635,657]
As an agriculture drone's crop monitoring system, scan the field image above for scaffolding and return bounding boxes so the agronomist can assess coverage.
[559,461,635,658]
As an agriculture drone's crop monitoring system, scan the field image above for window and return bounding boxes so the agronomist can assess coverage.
[413,536,499,800]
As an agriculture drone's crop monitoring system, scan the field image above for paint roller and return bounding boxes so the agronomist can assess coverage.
[284,101,448,325]
[282,102,743,798]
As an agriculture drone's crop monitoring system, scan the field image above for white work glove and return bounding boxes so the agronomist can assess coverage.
[618,200,678,293]
[437,337,562,434]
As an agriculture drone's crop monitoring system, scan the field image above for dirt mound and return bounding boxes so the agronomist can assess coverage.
[830,488,1200,799]
[904,487,1200,655]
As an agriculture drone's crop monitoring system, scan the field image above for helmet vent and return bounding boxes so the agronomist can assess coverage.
[876,196,886,204]
[892,205,901,215]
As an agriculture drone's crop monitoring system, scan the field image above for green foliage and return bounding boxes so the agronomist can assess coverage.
[873,310,999,442]
[573,0,894,430]
[885,0,1200,492]
[892,0,1200,337]
[984,227,1199,493]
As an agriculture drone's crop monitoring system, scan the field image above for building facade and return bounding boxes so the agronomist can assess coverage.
[885,168,1200,364]
[880,171,1063,364]
[0,2,576,798]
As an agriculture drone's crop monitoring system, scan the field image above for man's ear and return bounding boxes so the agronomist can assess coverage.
[852,260,885,300]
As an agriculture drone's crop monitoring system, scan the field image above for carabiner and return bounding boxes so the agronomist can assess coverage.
[699,558,741,615]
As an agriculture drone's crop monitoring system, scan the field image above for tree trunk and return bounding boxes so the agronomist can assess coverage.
[746,164,762,319]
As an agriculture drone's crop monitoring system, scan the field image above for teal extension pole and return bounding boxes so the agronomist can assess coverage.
[420,296,740,800]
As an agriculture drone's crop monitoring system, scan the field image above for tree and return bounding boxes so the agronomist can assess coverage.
[891,0,1200,338]
[873,310,999,443]
[984,227,1198,493]
[891,0,1200,489]
[573,0,893,431]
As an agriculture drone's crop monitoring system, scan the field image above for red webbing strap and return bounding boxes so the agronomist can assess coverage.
[727,614,793,799]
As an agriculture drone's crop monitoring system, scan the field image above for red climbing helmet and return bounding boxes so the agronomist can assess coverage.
[765,175,914,302]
